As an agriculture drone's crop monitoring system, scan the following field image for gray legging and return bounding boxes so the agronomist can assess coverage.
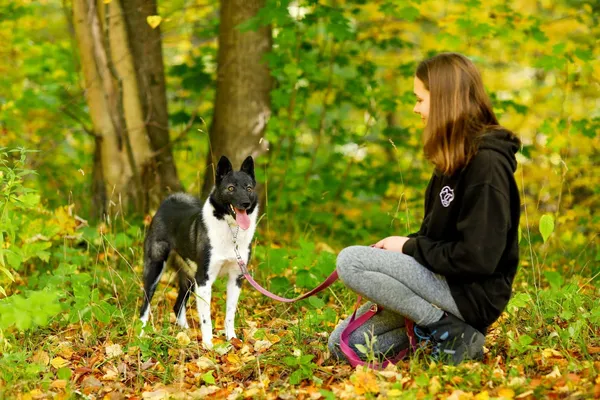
[328,245,463,361]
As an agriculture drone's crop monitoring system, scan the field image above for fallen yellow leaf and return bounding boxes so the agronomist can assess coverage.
[447,390,473,400]
[429,376,442,395]
[28,389,44,398]
[497,388,515,399]
[515,390,534,399]
[196,357,216,371]
[190,386,219,398]
[244,387,260,397]
[127,346,140,356]
[57,343,74,359]
[351,368,380,395]
[51,357,70,369]
[545,366,561,379]
[146,15,162,29]
[50,379,67,389]
[227,353,241,364]
[105,343,123,358]
[542,348,563,359]
[266,332,281,344]
[253,339,273,352]
[32,350,50,366]
[142,389,171,399]
[475,391,490,400]
[176,331,191,346]
[102,365,119,381]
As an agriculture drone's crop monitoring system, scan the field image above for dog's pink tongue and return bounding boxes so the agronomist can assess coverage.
[235,208,250,230]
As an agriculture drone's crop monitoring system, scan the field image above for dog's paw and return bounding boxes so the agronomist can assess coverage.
[139,318,148,337]
[225,331,237,341]
[176,318,189,329]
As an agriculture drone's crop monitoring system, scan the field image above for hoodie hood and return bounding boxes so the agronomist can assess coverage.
[478,129,521,172]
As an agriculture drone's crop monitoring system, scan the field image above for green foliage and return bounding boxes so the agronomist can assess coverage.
[283,352,319,385]
[506,273,599,358]
[0,148,39,295]
[539,214,555,244]
[0,149,126,333]
[0,290,62,331]
[0,350,46,389]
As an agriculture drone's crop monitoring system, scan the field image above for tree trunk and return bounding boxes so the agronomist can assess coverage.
[72,0,181,219]
[73,0,135,218]
[201,0,272,198]
[121,0,183,201]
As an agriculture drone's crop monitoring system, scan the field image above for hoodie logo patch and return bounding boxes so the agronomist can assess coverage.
[439,186,454,207]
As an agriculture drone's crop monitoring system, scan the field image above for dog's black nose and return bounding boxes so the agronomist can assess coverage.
[241,202,251,209]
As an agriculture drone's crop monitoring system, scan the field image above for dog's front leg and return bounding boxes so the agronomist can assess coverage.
[195,273,217,350]
[225,269,243,340]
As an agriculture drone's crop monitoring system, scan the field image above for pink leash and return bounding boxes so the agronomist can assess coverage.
[242,265,340,302]
[235,254,418,369]
[339,296,418,368]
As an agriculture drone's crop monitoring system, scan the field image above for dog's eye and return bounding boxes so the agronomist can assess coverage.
[246,187,253,192]
[228,186,235,192]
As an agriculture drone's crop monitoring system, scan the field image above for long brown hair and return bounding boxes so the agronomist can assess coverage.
[416,53,499,175]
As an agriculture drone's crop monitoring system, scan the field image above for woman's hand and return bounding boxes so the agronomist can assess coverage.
[373,236,410,253]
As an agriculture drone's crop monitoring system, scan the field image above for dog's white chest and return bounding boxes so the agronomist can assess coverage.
[202,200,258,267]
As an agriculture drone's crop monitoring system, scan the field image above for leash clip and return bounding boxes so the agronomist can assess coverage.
[238,259,249,274]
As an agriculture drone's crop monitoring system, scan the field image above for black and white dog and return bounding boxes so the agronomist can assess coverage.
[139,155,258,349]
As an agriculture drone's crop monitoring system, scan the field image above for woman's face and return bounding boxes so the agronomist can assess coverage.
[413,76,430,124]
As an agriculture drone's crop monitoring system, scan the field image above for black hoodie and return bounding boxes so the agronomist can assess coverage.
[403,129,521,333]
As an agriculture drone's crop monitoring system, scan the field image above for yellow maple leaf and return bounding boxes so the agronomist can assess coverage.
[429,376,442,395]
[27,389,44,399]
[146,15,162,29]
[227,353,241,364]
[57,343,74,359]
[50,379,67,389]
[51,356,70,369]
[53,205,77,235]
[497,388,515,399]
[475,391,490,400]
[32,350,50,366]
[447,389,473,400]
[351,368,380,395]
[542,348,563,359]
[176,332,191,346]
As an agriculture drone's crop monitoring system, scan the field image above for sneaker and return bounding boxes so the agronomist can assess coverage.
[414,314,485,365]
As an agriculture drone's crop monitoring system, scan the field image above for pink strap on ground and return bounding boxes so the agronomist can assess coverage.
[339,296,418,369]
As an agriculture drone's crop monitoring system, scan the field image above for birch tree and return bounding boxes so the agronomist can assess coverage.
[72,0,181,219]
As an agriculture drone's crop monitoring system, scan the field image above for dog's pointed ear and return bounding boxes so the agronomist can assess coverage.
[240,156,255,182]
[216,156,233,185]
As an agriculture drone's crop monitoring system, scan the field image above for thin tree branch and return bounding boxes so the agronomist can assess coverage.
[60,105,96,137]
